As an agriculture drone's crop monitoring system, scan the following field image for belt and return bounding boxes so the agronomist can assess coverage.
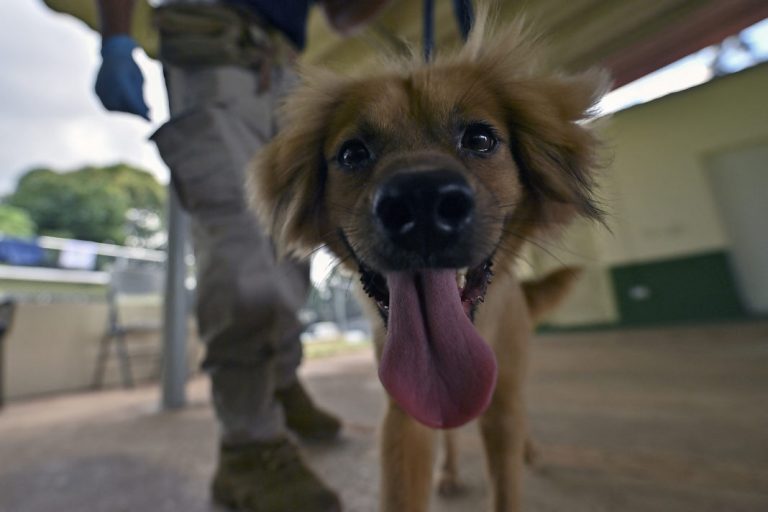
[154,4,297,91]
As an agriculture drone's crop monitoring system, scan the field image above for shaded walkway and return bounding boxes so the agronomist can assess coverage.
[1,322,767,511]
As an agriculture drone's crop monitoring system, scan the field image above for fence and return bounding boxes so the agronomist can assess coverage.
[0,236,167,303]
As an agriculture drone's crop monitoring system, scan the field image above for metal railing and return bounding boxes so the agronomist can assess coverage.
[0,236,168,303]
[36,236,165,263]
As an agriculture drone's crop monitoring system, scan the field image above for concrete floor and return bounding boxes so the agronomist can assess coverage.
[1,322,767,512]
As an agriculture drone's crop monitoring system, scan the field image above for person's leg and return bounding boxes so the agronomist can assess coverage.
[153,63,339,511]
[155,65,289,440]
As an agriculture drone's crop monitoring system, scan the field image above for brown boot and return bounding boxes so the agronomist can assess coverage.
[212,438,341,512]
[275,380,341,442]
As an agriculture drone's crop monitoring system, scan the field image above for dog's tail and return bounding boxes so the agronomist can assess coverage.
[522,266,583,324]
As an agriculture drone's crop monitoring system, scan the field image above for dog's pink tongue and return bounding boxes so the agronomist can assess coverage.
[379,270,497,429]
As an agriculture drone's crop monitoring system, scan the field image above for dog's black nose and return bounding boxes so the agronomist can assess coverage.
[373,170,474,254]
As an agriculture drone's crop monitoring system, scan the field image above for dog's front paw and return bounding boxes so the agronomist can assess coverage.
[436,471,466,498]
[524,438,541,468]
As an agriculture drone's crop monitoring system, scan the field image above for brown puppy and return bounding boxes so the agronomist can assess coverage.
[249,12,606,512]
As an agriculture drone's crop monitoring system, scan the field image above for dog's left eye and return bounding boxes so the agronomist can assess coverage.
[338,140,371,169]
[460,124,498,154]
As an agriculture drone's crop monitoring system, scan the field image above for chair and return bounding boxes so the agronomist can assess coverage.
[92,265,165,389]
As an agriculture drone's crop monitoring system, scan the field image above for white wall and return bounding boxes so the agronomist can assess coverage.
[598,63,768,265]
[531,63,768,326]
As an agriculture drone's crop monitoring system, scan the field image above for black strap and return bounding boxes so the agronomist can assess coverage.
[423,0,474,62]
[453,0,474,40]
[423,0,435,61]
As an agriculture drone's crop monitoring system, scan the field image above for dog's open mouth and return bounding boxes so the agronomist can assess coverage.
[361,260,494,321]
[359,259,498,429]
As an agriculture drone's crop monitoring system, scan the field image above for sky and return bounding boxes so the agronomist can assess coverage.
[599,18,768,116]
[0,1,169,195]
[1,3,767,200]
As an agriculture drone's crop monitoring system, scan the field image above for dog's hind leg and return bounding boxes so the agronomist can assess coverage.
[524,436,541,467]
[517,265,582,472]
[480,377,527,512]
[437,430,465,496]
[380,401,436,512]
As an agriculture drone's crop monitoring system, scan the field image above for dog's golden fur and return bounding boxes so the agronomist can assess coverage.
[249,10,606,512]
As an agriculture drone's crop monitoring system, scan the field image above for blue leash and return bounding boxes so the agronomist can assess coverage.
[424,0,474,61]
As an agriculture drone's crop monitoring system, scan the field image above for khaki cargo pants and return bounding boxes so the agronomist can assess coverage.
[151,18,307,442]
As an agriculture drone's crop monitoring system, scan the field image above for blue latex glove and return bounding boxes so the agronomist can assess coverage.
[95,35,150,120]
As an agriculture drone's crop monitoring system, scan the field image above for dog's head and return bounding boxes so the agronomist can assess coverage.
[249,16,607,428]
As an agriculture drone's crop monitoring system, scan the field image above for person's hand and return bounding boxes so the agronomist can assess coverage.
[95,35,150,120]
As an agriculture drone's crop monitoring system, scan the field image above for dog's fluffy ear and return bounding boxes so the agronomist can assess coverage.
[247,69,345,257]
[461,15,610,228]
[502,70,609,227]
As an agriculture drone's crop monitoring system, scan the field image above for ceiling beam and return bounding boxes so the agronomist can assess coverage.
[596,0,768,87]
[303,0,768,89]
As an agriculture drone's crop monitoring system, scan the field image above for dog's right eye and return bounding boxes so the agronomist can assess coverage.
[460,123,499,154]
[338,140,371,169]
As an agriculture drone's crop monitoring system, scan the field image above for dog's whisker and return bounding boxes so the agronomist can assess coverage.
[501,229,574,268]
[327,201,359,216]
[501,226,598,263]
[492,201,523,210]
[306,243,332,258]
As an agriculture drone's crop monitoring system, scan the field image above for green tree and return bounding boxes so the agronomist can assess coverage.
[0,204,36,238]
[7,164,165,246]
